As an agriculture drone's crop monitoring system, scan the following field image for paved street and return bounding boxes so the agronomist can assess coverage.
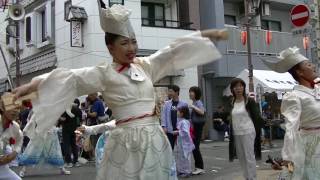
[12,140,284,180]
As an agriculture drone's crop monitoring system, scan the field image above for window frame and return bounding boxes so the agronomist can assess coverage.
[34,1,53,48]
[141,2,165,27]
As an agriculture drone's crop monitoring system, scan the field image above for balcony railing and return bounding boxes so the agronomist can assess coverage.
[225,25,304,56]
[141,18,194,30]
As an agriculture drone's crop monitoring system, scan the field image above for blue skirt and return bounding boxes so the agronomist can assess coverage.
[18,130,64,167]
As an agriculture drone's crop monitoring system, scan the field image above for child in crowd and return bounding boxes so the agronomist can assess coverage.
[173,106,195,178]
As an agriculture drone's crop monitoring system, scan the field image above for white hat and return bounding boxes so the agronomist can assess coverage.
[97,0,135,38]
[261,46,308,73]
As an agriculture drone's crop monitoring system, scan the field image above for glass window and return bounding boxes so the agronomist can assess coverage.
[270,21,281,32]
[41,10,46,42]
[25,17,31,43]
[261,20,268,30]
[141,5,149,26]
[141,2,165,27]
[224,15,236,26]
[261,19,281,32]
[154,5,164,26]
[109,0,124,7]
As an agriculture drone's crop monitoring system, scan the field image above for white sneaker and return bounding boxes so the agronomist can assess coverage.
[74,162,81,167]
[61,168,71,175]
[65,163,73,168]
[19,171,25,177]
[19,166,26,177]
[192,168,205,175]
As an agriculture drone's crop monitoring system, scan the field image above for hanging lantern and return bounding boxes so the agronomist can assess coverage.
[240,31,247,45]
[265,30,272,45]
[303,36,309,50]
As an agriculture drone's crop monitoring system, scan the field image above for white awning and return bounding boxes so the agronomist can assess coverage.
[223,69,297,96]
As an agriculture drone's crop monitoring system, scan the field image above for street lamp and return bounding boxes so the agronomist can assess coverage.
[244,0,260,94]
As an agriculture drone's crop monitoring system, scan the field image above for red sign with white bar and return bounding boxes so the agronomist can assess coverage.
[291,4,310,27]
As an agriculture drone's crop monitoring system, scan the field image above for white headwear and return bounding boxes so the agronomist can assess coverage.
[261,46,308,73]
[97,0,135,38]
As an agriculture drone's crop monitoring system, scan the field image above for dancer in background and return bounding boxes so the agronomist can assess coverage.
[0,95,23,180]
[18,112,71,177]
[13,0,228,179]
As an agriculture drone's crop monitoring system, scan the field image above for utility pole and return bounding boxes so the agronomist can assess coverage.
[313,0,320,70]
[244,0,254,93]
[15,0,20,87]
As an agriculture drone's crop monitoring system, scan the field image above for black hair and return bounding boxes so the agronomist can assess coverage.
[168,85,180,93]
[288,63,301,82]
[189,86,202,100]
[230,78,247,103]
[74,98,80,107]
[105,32,121,46]
[178,106,190,120]
[0,99,3,115]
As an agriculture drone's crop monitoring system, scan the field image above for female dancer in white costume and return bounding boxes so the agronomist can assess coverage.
[0,96,23,180]
[13,1,228,179]
[262,47,320,179]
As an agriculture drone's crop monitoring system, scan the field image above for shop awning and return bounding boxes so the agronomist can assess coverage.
[223,69,297,96]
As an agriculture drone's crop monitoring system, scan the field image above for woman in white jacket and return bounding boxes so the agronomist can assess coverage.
[12,1,228,179]
[262,47,320,179]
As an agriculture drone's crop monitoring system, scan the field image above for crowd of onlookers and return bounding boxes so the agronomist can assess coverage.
[15,92,113,168]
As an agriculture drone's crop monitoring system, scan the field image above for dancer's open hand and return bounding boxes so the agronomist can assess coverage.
[76,126,86,134]
[201,29,229,41]
[12,79,41,100]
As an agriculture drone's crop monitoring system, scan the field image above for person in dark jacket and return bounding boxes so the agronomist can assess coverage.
[59,99,82,168]
[228,78,262,180]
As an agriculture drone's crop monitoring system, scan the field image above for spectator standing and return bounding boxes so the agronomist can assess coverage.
[19,101,31,152]
[228,78,262,180]
[189,86,206,175]
[161,85,188,149]
[59,99,82,167]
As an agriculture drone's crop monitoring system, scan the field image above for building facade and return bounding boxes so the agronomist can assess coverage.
[199,0,307,134]
[0,0,201,101]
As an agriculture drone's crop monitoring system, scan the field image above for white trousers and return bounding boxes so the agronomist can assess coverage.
[0,165,21,180]
[234,132,257,180]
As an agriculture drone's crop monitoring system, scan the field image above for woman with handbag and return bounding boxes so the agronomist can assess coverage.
[189,86,206,175]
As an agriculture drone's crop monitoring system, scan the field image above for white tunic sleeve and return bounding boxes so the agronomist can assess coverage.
[11,122,23,153]
[29,65,107,136]
[136,31,222,83]
[84,120,116,135]
[280,92,302,162]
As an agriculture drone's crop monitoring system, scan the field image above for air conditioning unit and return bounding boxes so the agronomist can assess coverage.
[262,2,271,16]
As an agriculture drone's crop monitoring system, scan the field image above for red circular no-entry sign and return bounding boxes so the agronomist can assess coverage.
[291,5,310,27]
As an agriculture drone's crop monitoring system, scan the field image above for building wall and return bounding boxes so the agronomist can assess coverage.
[188,0,200,30]
[0,10,9,79]
[198,0,302,138]
[0,0,199,101]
